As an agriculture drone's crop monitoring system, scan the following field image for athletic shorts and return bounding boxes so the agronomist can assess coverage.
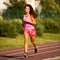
[24,28,36,37]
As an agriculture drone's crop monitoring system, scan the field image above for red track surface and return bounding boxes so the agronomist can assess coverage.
[0,42,60,60]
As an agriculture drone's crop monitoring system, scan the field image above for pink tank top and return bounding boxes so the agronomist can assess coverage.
[23,15,35,30]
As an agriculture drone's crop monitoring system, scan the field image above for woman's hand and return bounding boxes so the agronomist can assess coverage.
[30,15,36,25]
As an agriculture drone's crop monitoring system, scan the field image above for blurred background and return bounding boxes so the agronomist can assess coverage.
[0,0,60,50]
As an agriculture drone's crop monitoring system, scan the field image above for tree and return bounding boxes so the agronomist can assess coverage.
[40,0,60,13]
[2,0,26,19]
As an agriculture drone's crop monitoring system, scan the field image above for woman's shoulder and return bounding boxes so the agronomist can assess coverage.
[30,14,36,19]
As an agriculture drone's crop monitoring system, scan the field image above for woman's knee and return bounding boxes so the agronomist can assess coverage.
[24,38,28,43]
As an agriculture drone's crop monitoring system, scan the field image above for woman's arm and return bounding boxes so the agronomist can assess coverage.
[30,15,36,25]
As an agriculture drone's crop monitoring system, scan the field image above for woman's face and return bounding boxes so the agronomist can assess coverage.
[25,6,30,13]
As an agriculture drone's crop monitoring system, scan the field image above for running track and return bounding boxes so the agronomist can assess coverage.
[0,42,60,60]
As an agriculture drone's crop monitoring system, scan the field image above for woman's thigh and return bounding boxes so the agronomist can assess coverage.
[24,31,29,42]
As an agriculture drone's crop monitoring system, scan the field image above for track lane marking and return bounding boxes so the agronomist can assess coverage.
[6,45,60,55]
[0,42,60,54]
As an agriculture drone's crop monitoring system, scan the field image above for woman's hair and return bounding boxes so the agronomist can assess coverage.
[24,4,37,18]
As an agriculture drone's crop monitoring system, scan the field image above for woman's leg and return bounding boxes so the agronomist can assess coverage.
[24,31,29,53]
[30,36,36,48]
[30,36,37,53]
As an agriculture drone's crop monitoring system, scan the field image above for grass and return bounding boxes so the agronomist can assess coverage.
[0,33,60,50]
[37,33,60,44]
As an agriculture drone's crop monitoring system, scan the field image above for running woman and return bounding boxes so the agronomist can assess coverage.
[23,4,37,57]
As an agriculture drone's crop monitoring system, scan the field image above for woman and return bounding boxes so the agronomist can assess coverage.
[23,4,37,57]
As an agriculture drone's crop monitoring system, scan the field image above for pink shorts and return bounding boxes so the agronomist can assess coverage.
[24,28,36,37]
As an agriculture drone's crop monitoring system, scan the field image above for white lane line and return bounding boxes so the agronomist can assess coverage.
[0,42,60,54]
[7,45,60,55]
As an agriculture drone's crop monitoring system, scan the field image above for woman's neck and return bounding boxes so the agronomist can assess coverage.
[26,12,30,15]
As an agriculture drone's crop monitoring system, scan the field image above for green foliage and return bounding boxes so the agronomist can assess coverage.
[2,1,26,19]
[0,20,23,38]
[40,12,60,19]
[36,18,44,36]
[12,20,23,34]
[36,17,60,34]
[0,16,3,21]
[39,0,60,33]
[40,0,60,13]
[43,18,60,33]
[0,18,60,38]
[0,21,17,37]
[0,18,45,37]
[36,24,44,36]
